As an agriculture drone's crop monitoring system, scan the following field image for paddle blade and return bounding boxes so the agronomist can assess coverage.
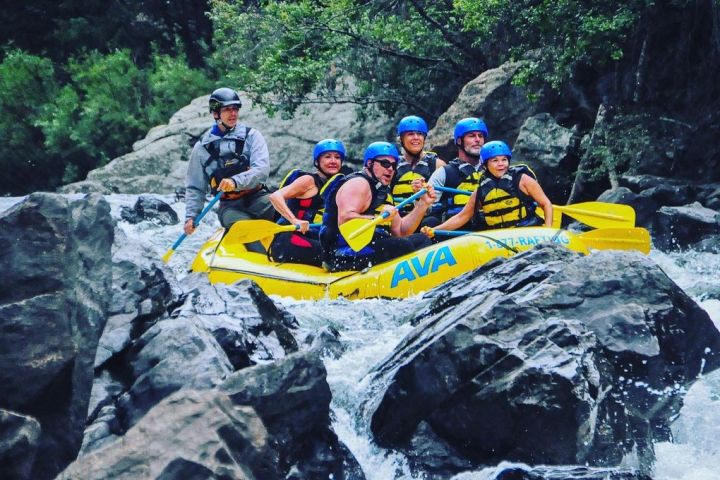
[557,202,635,228]
[577,227,651,254]
[339,217,378,252]
[161,247,176,264]
[223,220,295,245]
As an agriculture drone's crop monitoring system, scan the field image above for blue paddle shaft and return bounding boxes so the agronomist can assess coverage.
[435,186,471,196]
[171,192,223,250]
[434,229,473,236]
[389,188,428,215]
[294,222,323,230]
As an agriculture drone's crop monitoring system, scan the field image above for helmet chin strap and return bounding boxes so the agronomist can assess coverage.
[365,162,383,189]
[213,112,234,131]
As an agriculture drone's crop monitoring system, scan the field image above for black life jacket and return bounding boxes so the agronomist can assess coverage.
[204,127,261,199]
[442,159,481,217]
[320,171,392,255]
[475,164,540,229]
[276,169,326,224]
[391,152,438,211]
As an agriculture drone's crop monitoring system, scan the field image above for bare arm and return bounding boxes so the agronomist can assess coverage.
[337,178,374,225]
[268,174,318,232]
[388,184,436,237]
[432,189,478,231]
[519,174,553,227]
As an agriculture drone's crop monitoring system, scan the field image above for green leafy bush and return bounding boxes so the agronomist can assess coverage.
[0,49,60,194]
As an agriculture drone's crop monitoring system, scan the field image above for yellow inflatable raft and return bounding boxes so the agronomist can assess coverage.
[190,225,651,300]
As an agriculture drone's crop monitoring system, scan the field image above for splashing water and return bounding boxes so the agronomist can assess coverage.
[3,194,719,478]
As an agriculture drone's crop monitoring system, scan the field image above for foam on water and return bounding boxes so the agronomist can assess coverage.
[648,249,720,479]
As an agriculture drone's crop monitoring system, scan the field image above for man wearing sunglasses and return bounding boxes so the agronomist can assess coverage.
[320,141,436,272]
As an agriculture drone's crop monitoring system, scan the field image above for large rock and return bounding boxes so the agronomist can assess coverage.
[0,410,41,480]
[0,193,114,480]
[512,113,577,203]
[364,244,720,477]
[60,94,393,195]
[652,202,720,251]
[81,275,301,455]
[58,389,279,479]
[427,61,537,160]
[221,352,364,480]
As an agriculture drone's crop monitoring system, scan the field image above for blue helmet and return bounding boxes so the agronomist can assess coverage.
[397,115,428,136]
[313,139,346,167]
[480,141,512,165]
[363,141,400,166]
[453,117,489,144]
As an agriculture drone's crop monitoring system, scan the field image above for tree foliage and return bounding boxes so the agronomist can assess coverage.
[0,50,60,194]
[0,48,212,194]
[209,0,713,121]
[209,0,484,119]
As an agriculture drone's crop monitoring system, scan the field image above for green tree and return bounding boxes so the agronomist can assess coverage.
[0,50,60,194]
[39,50,149,182]
[36,49,212,187]
[209,0,484,120]
[146,54,214,126]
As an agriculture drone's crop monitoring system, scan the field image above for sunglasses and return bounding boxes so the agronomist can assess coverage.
[373,159,397,170]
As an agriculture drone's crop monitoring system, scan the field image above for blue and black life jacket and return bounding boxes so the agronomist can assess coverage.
[441,159,482,218]
[320,171,392,256]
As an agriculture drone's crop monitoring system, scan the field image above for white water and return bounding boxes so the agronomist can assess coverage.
[3,194,719,478]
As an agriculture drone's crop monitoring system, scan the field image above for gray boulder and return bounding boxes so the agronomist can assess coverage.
[60,94,392,195]
[365,244,720,477]
[0,410,41,480]
[653,202,720,251]
[427,61,537,160]
[59,389,278,480]
[513,113,577,203]
[0,193,114,480]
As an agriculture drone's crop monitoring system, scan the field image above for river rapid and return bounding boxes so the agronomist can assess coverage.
[3,194,719,479]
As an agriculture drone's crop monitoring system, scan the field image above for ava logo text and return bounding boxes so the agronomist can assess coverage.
[391,245,457,288]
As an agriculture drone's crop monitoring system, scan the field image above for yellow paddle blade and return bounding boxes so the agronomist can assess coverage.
[339,217,383,252]
[161,248,176,264]
[224,220,296,245]
[556,202,635,228]
[536,207,562,228]
[577,227,651,254]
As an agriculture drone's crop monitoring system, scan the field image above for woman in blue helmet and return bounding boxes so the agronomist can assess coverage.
[391,115,446,222]
[268,139,345,266]
[423,141,553,236]
[320,141,436,271]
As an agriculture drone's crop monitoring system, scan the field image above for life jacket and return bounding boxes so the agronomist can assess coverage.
[441,159,481,218]
[475,164,540,229]
[276,169,326,224]
[320,171,392,256]
[391,152,438,212]
[203,126,262,200]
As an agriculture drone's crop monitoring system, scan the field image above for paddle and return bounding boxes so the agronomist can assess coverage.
[433,186,635,228]
[162,192,223,263]
[339,188,428,252]
[431,226,651,254]
[577,227,651,254]
[224,220,323,245]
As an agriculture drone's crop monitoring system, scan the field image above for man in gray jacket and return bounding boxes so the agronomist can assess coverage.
[184,87,274,236]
